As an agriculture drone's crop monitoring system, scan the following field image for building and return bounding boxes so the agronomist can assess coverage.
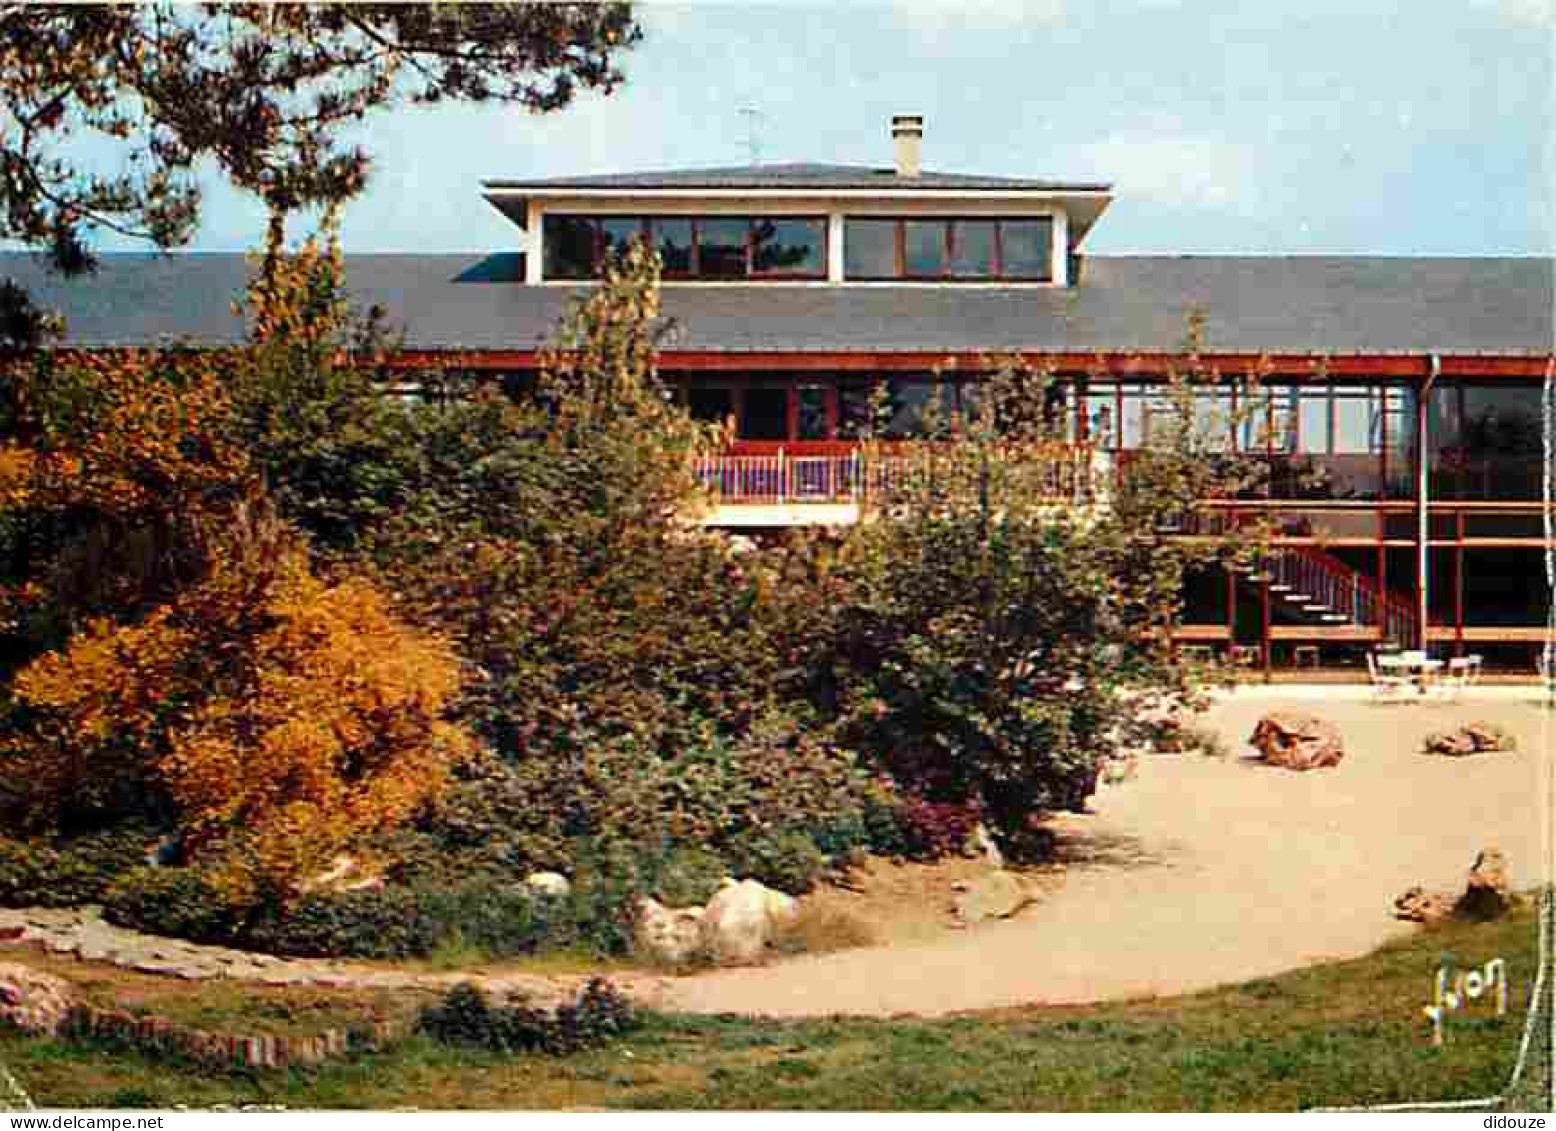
[5,117,1553,670]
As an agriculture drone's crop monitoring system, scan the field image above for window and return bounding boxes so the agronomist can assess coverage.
[652,218,693,275]
[949,220,996,277]
[542,214,826,281]
[999,220,1052,279]
[903,221,947,277]
[543,215,599,279]
[845,220,897,279]
[842,217,1054,281]
[752,218,825,276]
[697,218,747,278]
[600,217,642,262]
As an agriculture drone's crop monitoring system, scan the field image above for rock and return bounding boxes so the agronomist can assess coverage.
[700,879,796,966]
[1248,712,1344,771]
[522,872,571,900]
[298,854,382,894]
[1423,729,1477,757]
[952,871,1033,925]
[1424,723,1516,756]
[1457,847,1512,920]
[965,823,1005,869]
[1463,722,1516,752]
[1394,885,1455,924]
[1395,848,1514,924]
[0,962,76,1036]
[632,897,705,966]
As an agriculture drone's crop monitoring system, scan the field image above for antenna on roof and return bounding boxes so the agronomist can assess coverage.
[739,106,764,165]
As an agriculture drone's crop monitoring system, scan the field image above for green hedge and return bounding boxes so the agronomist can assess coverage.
[0,827,162,909]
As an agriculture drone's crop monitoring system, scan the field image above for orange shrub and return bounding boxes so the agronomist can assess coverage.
[3,532,471,902]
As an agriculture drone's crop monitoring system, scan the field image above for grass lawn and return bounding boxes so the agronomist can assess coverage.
[0,901,1547,1112]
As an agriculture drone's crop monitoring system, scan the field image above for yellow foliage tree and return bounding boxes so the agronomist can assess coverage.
[3,515,470,902]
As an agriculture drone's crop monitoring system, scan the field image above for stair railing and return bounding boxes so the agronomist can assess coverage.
[1268,544,1419,647]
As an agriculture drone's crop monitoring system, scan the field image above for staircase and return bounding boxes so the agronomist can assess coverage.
[1233,545,1420,646]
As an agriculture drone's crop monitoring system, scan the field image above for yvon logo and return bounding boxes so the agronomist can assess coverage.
[1423,955,1508,1045]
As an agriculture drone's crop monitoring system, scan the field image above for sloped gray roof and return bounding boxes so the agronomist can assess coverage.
[2,251,1550,357]
[482,162,1111,193]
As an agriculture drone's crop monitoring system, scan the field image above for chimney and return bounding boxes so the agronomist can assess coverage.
[892,114,923,178]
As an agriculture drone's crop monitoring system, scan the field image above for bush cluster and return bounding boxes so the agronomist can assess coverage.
[419,978,639,1057]
[0,827,162,909]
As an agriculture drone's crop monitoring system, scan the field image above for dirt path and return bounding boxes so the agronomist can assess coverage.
[662,689,1552,1018]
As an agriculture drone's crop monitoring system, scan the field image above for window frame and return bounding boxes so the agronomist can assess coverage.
[842,215,1055,282]
[543,213,828,281]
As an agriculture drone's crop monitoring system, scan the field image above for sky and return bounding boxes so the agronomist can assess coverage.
[113,1,1556,257]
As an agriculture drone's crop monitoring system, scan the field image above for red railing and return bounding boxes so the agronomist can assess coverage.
[692,443,1093,506]
[1269,544,1419,646]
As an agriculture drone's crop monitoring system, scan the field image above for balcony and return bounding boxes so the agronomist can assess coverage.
[691,440,1095,526]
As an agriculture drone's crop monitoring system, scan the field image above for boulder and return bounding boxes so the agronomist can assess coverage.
[965,823,1005,869]
[1424,723,1516,757]
[1393,886,1455,924]
[952,871,1033,926]
[700,879,797,966]
[1394,847,1514,924]
[298,854,382,894]
[1423,729,1477,757]
[1457,847,1512,920]
[522,872,571,900]
[631,898,705,966]
[1248,712,1344,771]
[0,962,75,1037]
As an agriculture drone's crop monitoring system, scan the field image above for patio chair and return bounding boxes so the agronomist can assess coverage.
[1366,652,1409,703]
[1435,659,1471,703]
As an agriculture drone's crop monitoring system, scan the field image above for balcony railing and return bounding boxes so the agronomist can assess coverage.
[692,444,1095,506]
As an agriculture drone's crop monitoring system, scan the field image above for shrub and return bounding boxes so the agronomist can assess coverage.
[102,867,235,945]
[241,886,442,960]
[0,827,164,908]
[5,524,473,905]
[890,795,983,863]
[726,831,828,895]
[650,846,728,907]
[418,978,639,1056]
[0,838,53,906]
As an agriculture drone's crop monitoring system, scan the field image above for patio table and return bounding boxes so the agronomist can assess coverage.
[1377,653,1443,694]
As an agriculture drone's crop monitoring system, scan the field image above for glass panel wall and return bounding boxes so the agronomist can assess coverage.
[1462,548,1550,625]
[1432,382,1544,501]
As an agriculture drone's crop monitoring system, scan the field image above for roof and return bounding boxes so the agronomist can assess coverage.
[481,162,1112,193]
[2,251,1550,358]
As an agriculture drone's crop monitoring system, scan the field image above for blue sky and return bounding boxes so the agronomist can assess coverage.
[138,2,1556,256]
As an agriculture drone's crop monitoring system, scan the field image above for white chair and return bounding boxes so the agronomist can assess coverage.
[1367,652,1409,703]
[1437,659,1471,703]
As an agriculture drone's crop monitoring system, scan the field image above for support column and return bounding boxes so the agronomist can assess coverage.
[827,211,844,283]
[524,201,543,285]
[1417,358,1438,649]
[1050,208,1069,286]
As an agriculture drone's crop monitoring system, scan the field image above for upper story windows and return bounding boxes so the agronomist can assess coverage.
[543,214,827,280]
[540,210,1063,283]
[843,216,1053,281]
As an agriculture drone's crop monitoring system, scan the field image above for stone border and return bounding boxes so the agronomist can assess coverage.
[59,1003,406,1070]
[0,905,670,1012]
